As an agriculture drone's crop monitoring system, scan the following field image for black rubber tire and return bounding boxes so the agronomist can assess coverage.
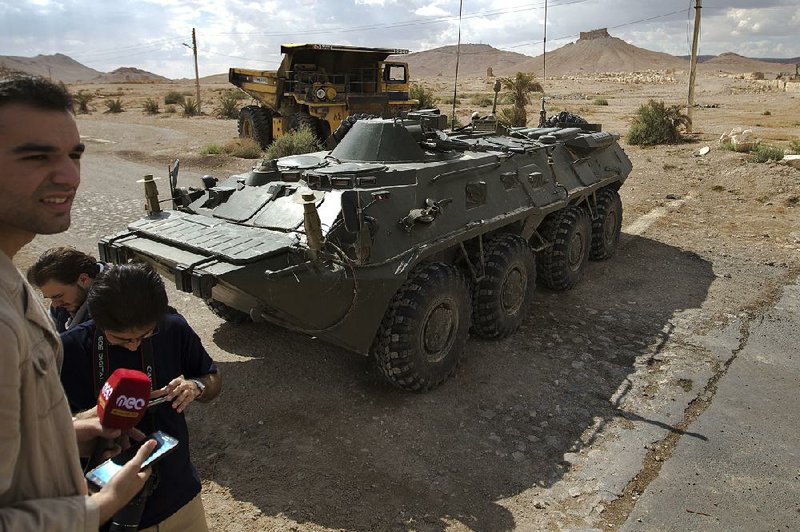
[371,262,471,392]
[206,300,251,324]
[471,234,536,339]
[288,111,320,136]
[590,188,623,261]
[537,206,591,290]
[238,106,272,148]
[546,111,587,127]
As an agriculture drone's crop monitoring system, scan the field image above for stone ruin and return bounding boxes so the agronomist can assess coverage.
[579,28,610,40]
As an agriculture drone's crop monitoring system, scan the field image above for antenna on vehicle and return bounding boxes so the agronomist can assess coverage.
[538,0,548,127]
[450,0,464,129]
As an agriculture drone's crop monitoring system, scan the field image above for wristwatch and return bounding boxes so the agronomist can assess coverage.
[190,378,206,398]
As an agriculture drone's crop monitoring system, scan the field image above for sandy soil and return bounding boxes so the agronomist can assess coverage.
[16,70,800,531]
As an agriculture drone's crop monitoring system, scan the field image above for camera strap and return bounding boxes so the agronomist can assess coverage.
[92,331,157,396]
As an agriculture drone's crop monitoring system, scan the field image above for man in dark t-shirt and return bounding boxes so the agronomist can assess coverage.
[60,263,221,531]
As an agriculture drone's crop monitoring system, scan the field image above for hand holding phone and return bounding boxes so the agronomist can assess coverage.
[86,431,179,488]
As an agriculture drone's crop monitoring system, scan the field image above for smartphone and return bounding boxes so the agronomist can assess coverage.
[86,430,179,488]
[147,395,170,408]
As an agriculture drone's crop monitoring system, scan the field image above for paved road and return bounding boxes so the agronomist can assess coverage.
[622,280,800,531]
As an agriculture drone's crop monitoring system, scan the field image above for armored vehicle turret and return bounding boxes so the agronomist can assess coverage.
[100,110,632,391]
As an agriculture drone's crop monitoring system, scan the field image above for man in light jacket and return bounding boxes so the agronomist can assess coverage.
[0,73,155,531]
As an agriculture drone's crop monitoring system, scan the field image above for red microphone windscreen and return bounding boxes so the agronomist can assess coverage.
[97,369,152,430]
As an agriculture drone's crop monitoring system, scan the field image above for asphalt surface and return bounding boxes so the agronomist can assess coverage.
[621,279,800,531]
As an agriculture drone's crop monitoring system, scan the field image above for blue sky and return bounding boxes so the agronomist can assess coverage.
[1,0,797,78]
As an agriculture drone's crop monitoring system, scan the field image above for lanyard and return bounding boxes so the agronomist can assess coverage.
[92,330,156,397]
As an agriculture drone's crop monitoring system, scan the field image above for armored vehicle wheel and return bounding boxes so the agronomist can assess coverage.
[471,234,536,339]
[238,106,273,148]
[372,262,471,391]
[590,188,623,260]
[206,300,251,324]
[537,206,591,290]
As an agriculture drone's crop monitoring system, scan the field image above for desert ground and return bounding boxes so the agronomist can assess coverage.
[15,69,800,531]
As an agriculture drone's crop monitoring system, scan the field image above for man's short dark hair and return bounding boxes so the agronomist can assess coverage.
[88,263,169,332]
[0,73,73,113]
[26,247,100,287]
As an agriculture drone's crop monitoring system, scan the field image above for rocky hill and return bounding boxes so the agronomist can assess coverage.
[93,67,170,83]
[396,43,531,78]
[514,29,686,76]
[397,28,790,80]
[699,52,791,74]
[0,53,102,83]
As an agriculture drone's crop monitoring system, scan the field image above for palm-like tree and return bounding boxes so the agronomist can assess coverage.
[499,72,543,127]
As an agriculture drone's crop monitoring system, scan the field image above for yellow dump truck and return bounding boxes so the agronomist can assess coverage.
[229,43,418,147]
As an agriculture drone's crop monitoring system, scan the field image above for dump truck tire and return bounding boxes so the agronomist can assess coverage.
[372,262,471,392]
[471,234,536,340]
[238,106,272,148]
[590,188,623,260]
[537,206,591,290]
[288,111,318,135]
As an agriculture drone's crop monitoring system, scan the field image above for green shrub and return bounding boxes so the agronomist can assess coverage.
[264,126,320,160]
[789,138,800,154]
[164,91,185,105]
[200,143,223,155]
[224,138,263,158]
[593,98,609,106]
[469,93,494,107]
[143,98,159,115]
[165,105,177,114]
[180,97,199,117]
[72,90,94,114]
[410,83,437,109]
[104,98,124,113]
[214,91,240,119]
[748,144,784,163]
[627,100,689,146]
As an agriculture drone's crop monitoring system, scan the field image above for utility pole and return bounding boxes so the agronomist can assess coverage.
[191,28,201,114]
[687,0,702,133]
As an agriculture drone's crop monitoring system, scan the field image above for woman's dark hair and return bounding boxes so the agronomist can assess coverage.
[88,263,168,332]
[26,247,100,287]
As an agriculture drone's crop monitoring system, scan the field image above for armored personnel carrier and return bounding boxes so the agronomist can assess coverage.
[99,110,632,391]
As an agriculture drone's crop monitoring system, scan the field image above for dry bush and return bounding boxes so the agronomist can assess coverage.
[180,97,199,117]
[748,144,784,163]
[264,126,320,160]
[104,98,124,113]
[214,91,240,119]
[72,90,94,114]
[410,83,437,109]
[627,100,689,146]
[164,91,185,105]
[143,98,159,115]
[223,138,263,158]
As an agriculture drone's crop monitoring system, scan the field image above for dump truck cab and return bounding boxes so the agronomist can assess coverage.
[229,44,418,147]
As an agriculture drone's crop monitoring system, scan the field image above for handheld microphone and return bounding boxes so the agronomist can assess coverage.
[97,368,152,430]
[88,369,151,471]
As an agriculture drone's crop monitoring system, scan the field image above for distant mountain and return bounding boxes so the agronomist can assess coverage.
[397,29,793,79]
[396,43,531,78]
[515,29,685,76]
[698,52,792,74]
[93,67,170,83]
[0,53,167,83]
[0,53,102,83]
